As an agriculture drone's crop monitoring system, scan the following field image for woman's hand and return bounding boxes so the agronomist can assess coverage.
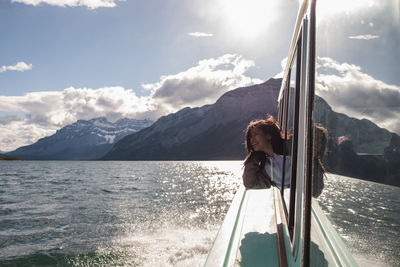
[243,151,271,189]
[250,151,266,168]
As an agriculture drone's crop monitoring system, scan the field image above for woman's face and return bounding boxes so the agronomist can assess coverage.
[250,127,271,152]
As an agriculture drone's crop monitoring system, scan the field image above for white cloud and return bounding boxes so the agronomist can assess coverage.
[316,57,400,134]
[0,62,33,73]
[348,34,380,40]
[0,54,262,150]
[0,121,55,152]
[0,114,23,125]
[0,87,156,129]
[11,0,122,9]
[273,57,288,78]
[188,32,214,37]
[144,54,263,113]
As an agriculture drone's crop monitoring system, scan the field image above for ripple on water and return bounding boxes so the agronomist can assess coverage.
[317,173,400,267]
[0,208,15,216]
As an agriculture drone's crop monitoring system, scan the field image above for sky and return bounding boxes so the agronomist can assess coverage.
[0,0,399,152]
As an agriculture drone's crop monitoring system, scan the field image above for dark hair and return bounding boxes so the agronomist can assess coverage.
[244,115,284,164]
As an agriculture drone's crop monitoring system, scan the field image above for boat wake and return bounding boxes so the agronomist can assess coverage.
[81,227,217,267]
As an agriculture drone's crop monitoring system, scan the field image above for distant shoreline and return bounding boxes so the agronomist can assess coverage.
[0,153,22,161]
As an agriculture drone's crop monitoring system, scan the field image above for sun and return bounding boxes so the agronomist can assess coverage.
[218,0,278,40]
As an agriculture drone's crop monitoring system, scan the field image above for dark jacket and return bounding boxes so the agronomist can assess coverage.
[242,153,272,189]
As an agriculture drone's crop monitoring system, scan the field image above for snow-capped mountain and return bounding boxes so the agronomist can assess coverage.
[7,117,153,160]
[60,117,153,145]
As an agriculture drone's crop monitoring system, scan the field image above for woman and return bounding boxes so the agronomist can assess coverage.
[242,115,290,189]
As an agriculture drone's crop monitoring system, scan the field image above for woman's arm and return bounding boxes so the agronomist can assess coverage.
[242,152,272,189]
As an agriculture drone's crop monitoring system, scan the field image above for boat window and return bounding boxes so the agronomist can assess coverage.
[280,35,301,239]
[278,88,284,125]
[309,1,400,265]
[282,51,297,202]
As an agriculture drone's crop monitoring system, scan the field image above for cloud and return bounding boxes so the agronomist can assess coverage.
[0,87,156,129]
[0,54,262,150]
[0,62,32,73]
[1,54,259,129]
[144,54,263,113]
[273,57,288,78]
[188,32,214,37]
[10,0,122,9]
[0,114,23,125]
[348,34,380,40]
[0,121,55,152]
[316,57,400,134]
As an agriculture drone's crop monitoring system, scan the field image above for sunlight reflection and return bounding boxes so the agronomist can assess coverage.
[316,0,378,20]
[200,161,243,179]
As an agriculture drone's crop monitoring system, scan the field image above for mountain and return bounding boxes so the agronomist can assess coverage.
[102,78,282,160]
[103,77,394,160]
[7,117,153,160]
[102,78,399,186]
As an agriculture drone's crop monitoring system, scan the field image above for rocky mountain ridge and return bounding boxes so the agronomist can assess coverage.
[7,117,153,160]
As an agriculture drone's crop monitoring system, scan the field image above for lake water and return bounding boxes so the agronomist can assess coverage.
[317,173,400,267]
[0,161,399,266]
